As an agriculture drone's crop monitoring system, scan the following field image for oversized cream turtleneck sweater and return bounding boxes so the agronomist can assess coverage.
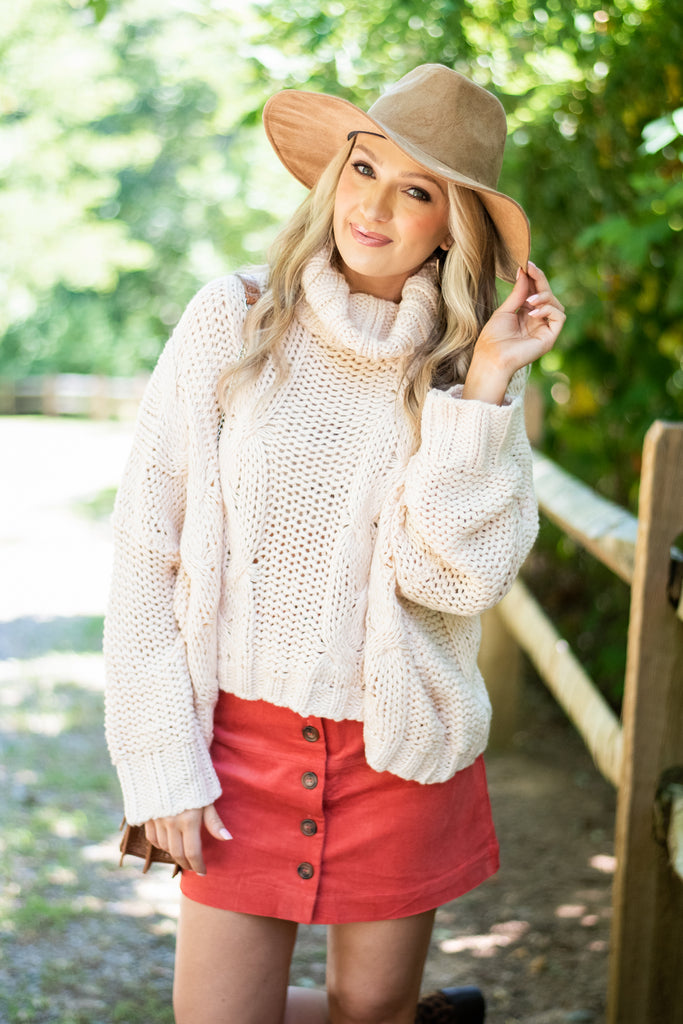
[104,253,538,825]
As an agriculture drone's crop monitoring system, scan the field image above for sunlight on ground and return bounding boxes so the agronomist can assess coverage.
[0,653,106,689]
[590,853,616,873]
[0,417,132,622]
[439,919,530,957]
[555,904,586,918]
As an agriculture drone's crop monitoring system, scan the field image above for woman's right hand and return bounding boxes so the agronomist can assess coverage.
[463,262,565,406]
[145,804,232,876]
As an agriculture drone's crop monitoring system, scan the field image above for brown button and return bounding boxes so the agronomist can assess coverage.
[300,819,317,836]
[302,725,320,742]
[301,771,318,789]
[297,862,314,880]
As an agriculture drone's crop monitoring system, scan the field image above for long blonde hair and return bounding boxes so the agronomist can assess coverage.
[218,140,508,438]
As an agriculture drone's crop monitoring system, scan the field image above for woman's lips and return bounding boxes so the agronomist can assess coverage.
[350,223,392,246]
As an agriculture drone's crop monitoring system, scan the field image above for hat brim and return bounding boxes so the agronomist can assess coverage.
[263,89,530,281]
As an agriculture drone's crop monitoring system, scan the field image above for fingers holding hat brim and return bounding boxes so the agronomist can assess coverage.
[262,88,530,282]
[477,190,530,281]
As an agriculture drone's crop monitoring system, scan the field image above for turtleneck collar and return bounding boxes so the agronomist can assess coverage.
[298,249,442,362]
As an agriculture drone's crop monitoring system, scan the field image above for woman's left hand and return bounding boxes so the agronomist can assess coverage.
[462,261,565,405]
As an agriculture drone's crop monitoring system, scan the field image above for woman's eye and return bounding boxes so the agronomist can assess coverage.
[406,186,430,202]
[352,161,374,177]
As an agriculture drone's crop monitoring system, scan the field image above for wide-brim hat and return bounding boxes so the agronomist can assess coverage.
[263,63,530,282]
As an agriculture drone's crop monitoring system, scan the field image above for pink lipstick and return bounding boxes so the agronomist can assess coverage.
[350,223,392,246]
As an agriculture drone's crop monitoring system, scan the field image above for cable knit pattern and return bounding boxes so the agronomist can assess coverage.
[104,255,538,823]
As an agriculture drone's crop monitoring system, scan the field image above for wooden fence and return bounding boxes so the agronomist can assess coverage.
[483,421,683,1024]
[0,374,149,419]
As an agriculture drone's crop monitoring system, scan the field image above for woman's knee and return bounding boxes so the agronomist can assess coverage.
[327,981,415,1024]
[325,913,435,1024]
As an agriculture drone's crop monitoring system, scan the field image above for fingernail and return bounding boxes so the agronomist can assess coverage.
[528,260,538,268]
[220,828,233,841]
[527,294,540,303]
[516,266,521,279]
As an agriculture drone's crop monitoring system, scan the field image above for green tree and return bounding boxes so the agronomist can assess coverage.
[0,0,302,376]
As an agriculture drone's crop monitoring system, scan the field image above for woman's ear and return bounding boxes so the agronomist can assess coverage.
[439,235,453,253]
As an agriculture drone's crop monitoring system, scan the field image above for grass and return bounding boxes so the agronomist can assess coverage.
[73,486,118,523]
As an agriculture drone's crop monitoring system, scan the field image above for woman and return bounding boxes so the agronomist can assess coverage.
[104,63,565,1024]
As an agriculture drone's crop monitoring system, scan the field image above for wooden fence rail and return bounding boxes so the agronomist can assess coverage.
[0,373,149,419]
[531,450,639,585]
[496,578,624,788]
[484,420,683,1024]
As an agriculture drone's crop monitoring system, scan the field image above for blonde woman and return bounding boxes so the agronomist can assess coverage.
[104,64,565,1024]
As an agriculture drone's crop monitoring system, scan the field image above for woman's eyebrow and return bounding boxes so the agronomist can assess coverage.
[354,143,446,197]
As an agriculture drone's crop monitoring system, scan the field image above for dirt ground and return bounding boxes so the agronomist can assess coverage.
[0,417,617,1023]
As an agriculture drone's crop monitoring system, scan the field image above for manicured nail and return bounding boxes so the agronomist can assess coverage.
[220,828,233,841]
[527,293,540,303]
[516,266,522,279]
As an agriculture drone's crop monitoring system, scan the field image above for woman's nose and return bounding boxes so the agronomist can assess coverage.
[360,184,392,223]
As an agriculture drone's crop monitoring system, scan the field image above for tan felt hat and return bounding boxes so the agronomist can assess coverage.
[263,63,530,281]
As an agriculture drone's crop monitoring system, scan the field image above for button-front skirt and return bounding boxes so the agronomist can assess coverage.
[180,691,499,924]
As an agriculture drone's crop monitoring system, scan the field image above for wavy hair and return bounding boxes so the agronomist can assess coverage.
[218,141,509,441]
[402,183,505,430]
[217,141,353,406]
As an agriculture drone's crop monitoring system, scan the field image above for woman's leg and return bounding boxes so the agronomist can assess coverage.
[326,910,437,1024]
[173,894,298,1024]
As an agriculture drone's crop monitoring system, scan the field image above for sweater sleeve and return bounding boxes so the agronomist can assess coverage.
[383,383,538,616]
[103,293,223,825]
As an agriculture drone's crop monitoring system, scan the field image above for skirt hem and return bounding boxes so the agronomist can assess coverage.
[180,846,499,924]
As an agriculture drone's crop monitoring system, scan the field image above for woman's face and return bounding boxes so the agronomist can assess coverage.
[332,134,452,302]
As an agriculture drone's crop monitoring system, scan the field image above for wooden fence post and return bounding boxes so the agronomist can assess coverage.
[479,382,542,749]
[479,606,521,748]
[607,422,683,1024]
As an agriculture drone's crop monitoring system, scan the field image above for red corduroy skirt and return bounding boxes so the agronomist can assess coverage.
[180,691,499,924]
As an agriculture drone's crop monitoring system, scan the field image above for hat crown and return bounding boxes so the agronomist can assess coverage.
[367,64,507,190]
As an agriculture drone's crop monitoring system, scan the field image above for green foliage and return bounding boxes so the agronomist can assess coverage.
[0,0,302,376]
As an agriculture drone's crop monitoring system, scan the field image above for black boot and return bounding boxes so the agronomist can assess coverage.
[415,985,485,1023]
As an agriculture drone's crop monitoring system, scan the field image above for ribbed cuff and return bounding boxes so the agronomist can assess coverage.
[116,733,221,825]
[417,387,525,472]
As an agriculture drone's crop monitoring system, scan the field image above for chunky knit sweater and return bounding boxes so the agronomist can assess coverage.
[104,252,538,825]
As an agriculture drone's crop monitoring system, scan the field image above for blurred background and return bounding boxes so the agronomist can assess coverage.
[1,3,681,1019]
